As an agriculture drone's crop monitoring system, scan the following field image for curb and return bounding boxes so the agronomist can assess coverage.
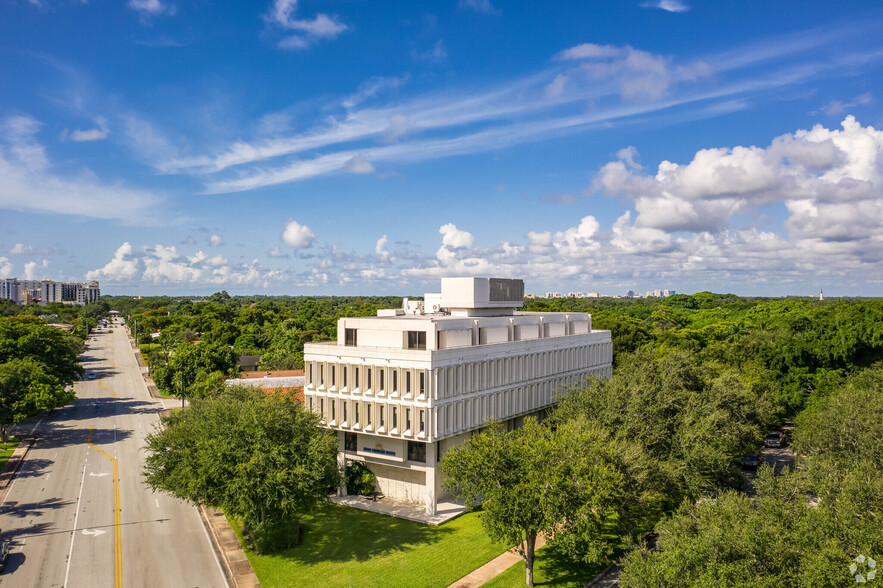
[200,505,261,588]
[0,437,35,505]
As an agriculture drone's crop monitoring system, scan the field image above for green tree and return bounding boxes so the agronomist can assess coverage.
[143,387,338,552]
[152,341,238,400]
[441,418,662,587]
[0,316,84,385]
[0,358,76,441]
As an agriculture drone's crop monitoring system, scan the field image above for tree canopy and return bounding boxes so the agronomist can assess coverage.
[143,387,339,552]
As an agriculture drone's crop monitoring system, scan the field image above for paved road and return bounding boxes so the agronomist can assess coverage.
[0,321,228,587]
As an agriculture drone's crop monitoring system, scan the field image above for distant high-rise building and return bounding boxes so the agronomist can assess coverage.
[0,278,99,306]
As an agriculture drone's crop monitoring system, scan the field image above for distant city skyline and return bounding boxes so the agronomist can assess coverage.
[2,1,883,297]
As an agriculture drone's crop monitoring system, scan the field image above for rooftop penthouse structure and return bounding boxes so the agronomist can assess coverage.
[303,277,613,515]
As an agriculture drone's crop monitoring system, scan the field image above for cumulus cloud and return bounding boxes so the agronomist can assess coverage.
[375,235,389,259]
[209,234,223,247]
[267,245,288,258]
[594,116,883,241]
[69,127,108,142]
[9,243,59,255]
[282,219,318,248]
[439,223,474,249]
[86,242,140,282]
[268,0,347,50]
[23,261,38,280]
[0,257,12,277]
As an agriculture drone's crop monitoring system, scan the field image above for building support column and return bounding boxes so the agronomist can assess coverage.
[337,433,348,496]
[425,442,437,515]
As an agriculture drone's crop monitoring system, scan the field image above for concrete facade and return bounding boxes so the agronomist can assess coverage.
[304,277,613,515]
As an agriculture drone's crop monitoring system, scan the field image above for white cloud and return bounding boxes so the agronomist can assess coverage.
[0,115,161,222]
[128,0,174,17]
[459,0,501,15]
[282,220,318,248]
[343,155,375,174]
[23,261,38,280]
[342,75,409,109]
[9,243,59,255]
[412,40,448,64]
[640,0,689,13]
[69,127,108,142]
[0,257,12,277]
[545,74,568,98]
[439,223,474,249]
[86,242,140,282]
[375,235,389,259]
[267,245,288,258]
[268,0,347,50]
[209,234,223,247]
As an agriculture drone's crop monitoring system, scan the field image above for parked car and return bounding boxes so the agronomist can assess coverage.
[764,431,786,448]
[741,454,761,470]
[87,372,96,380]
[0,538,10,572]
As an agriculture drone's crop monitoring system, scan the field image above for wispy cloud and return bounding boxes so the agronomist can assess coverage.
[0,115,161,222]
[128,0,175,18]
[267,0,347,50]
[459,0,501,16]
[640,0,689,13]
[412,40,448,64]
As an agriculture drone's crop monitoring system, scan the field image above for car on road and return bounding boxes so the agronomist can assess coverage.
[764,431,786,448]
[741,454,761,470]
[87,372,96,379]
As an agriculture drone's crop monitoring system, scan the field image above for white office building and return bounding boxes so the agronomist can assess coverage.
[0,278,100,306]
[303,277,613,515]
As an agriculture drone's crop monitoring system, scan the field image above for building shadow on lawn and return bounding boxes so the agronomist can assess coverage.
[276,503,454,564]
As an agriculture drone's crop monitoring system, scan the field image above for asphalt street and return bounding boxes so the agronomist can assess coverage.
[0,320,228,587]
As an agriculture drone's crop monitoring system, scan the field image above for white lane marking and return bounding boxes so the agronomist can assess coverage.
[81,528,107,537]
[89,472,110,478]
[155,498,159,508]
[64,462,88,588]
[29,416,44,436]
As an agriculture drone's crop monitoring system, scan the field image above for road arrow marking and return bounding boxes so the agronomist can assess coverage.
[82,528,107,537]
[89,472,110,477]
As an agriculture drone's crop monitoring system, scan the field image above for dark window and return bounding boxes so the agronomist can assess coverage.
[355,368,359,389]
[319,364,324,385]
[343,401,347,423]
[366,404,372,426]
[419,372,425,395]
[393,370,398,393]
[406,372,411,394]
[407,331,426,350]
[308,363,312,384]
[408,441,426,463]
[392,407,398,430]
[343,366,347,388]
[344,432,357,451]
[379,406,385,428]
[419,410,425,433]
[354,402,360,426]
[406,408,411,431]
[366,368,372,389]
[345,328,357,346]
[331,400,336,421]
[331,365,336,387]
[379,369,384,391]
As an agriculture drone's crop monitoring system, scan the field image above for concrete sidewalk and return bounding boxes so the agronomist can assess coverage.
[447,535,547,588]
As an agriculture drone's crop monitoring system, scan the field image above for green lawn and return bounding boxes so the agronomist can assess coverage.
[228,502,509,588]
[481,546,611,588]
[0,438,22,471]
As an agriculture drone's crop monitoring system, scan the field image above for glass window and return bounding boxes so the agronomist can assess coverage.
[345,328,357,346]
[406,408,411,432]
[392,407,398,430]
[393,370,398,393]
[379,369,384,391]
[419,372,425,396]
[343,366,347,388]
[419,409,425,433]
[406,372,411,395]
[407,331,426,350]
[331,365,336,387]
[319,364,324,385]
[408,441,426,463]
[367,368,372,389]
[344,432,357,451]
[343,401,347,423]
[379,406,385,428]
[354,402,360,426]
[331,400,336,422]
[366,403,372,426]
[355,368,359,389]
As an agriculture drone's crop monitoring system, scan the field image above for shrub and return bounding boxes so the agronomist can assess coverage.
[345,461,377,496]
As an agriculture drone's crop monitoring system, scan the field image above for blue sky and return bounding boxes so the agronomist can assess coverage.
[2,0,883,297]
